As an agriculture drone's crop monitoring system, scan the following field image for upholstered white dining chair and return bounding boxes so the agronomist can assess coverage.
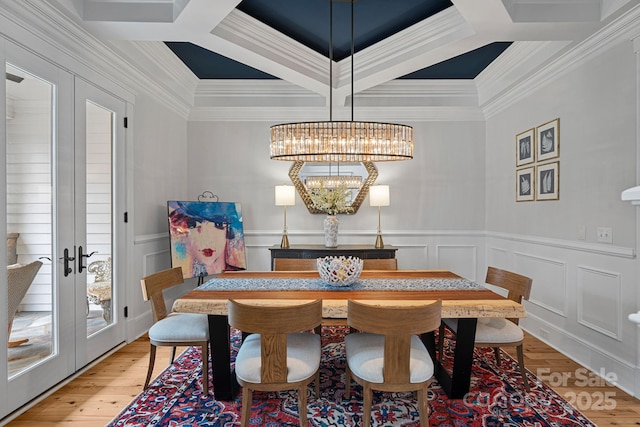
[345,299,442,427]
[438,266,533,392]
[228,299,322,427]
[7,261,43,347]
[140,266,210,395]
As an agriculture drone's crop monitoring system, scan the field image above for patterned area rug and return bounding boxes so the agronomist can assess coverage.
[109,326,596,426]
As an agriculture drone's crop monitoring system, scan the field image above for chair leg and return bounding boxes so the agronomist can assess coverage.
[516,344,530,393]
[314,371,320,396]
[298,385,308,426]
[437,323,445,361]
[241,386,252,427]
[345,365,352,398]
[201,342,209,396]
[417,386,429,427]
[493,347,501,365]
[169,346,177,364]
[362,384,372,427]
[144,344,157,389]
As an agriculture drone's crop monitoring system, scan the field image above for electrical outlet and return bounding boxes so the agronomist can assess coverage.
[597,227,613,244]
[539,328,549,340]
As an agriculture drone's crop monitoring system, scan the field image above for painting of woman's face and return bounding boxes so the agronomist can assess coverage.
[186,220,228,270]
[168,201,247,279]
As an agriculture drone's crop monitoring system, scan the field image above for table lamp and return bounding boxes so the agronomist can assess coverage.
[275,185,295,248]
[369,185,390,249]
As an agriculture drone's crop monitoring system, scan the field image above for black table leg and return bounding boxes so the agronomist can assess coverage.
[425,318,477,399]
[208,314,237,400]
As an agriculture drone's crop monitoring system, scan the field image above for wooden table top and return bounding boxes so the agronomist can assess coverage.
[172,270,527,319]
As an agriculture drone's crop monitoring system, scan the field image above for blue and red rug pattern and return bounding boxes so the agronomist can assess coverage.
[109,326,596,426]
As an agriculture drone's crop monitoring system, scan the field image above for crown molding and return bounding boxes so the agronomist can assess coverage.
[355,80,479,107]
[211,9,329,95]
[481,3,640,118]
[338,7,476,93]
[188,104,484,122]
[110,40,198,108]
[475,40,571,106]
[0,1,193,118]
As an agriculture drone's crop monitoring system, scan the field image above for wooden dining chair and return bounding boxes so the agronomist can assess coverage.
[272,257,316,271]
[345,299,442,427]
[438,266,533,392]
[362,258,397,270]
[140,266,210,395]
[228,299,323,427]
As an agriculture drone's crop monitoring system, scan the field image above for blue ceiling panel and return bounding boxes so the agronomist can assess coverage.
[237,0,452,61]
[165,42,279,79]
[399,42,513,79]
[164,1,511,80]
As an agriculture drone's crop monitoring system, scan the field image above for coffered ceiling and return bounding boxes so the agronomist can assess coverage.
[47,0,637,115]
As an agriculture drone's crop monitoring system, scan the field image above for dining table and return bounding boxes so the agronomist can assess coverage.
[172,270,526,400]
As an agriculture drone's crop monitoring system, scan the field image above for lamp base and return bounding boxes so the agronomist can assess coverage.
[374,234,384,249]
[280,234,290,249]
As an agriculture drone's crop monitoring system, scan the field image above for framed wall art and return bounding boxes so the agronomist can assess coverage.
[536,118,559,162]
[516,167,535,202]
[536,162,559,201]
[516,128,535,166]
[167,201,247,279]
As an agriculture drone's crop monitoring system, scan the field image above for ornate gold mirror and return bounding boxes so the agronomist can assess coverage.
[289,161,378,214]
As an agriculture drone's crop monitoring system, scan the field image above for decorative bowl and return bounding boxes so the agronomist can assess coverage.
[317,256,363,287]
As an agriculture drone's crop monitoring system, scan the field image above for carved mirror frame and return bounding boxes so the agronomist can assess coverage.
[288,161,378,214]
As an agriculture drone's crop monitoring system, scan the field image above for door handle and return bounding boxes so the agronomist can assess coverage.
[78,246,97,273]
[61,248,75,277]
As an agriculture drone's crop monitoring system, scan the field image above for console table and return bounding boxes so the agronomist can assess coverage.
[269,245,397,270]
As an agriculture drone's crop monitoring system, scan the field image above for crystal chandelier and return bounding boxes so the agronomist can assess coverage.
[269,1,413,163]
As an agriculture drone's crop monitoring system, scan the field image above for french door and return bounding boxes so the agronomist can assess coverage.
[3,42,126,417]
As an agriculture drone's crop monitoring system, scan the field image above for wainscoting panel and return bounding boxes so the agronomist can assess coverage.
[486,232,638,397]
[395,245,429,270]
[514,251,567,317]
[436,245,478,281]
[487,246,510,271]
[141,249,171,278]
[577,265,622,340]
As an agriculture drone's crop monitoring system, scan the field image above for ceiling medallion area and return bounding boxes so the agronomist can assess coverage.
[289,161,378,214]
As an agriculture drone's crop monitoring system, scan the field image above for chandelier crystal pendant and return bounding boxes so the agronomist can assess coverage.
[270,0,413,163]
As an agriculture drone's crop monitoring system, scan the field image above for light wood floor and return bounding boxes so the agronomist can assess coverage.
[4,330,640,426]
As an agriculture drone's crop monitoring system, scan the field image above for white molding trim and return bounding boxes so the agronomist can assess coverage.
[134,233,169,245]
[188,105,485,122]
[487,231,636,258]
[522,313,636,397]
[137,229,637,259]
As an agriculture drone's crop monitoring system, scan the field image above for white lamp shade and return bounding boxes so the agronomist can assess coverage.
[369,185,390,207]
[275,185,295,206]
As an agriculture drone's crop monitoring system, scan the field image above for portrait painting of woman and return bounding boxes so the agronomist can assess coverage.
[168,201,247,278]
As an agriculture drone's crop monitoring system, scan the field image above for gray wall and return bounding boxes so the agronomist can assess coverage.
[486,42,637,247]
[186,120,486,242]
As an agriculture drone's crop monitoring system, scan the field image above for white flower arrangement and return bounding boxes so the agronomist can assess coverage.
[309,182,353,215]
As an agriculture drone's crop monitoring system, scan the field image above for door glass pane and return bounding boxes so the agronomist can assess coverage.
[85,101,113,336]
[6,63,55,377]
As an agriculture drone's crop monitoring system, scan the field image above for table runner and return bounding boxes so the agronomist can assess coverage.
[198,277,485,292]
